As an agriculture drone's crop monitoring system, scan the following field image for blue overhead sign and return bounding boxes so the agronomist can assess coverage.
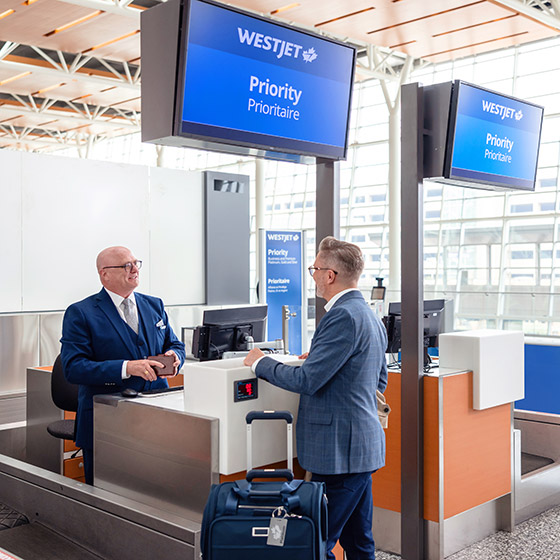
[447,81,543,190]
[177,0,355,160]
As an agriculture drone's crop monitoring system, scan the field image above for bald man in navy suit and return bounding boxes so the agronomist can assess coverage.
[61,246,185,485]
[245,237,387,560]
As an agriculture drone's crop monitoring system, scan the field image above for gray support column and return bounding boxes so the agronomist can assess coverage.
[400,82,425,560]
[315,158,340,325]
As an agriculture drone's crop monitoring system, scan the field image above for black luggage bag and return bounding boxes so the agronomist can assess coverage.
[200,410,328,559]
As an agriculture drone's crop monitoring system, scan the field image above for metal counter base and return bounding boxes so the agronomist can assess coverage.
[0,523,104,560]
[0,453,201,560]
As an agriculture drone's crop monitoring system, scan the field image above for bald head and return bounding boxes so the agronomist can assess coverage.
[96,246,130,272]
[97,246,140,298]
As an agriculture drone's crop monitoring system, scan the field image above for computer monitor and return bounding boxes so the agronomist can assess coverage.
[191,305,268,361]
[383,299,453,366]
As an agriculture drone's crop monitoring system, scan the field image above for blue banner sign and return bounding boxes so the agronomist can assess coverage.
[263,230,303,354]
[178,0,355,160]
[447,81,543,190]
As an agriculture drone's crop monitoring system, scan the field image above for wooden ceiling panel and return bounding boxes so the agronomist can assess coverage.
[0,2,94,45]
[1,0,559,153]
[85,32,141,63]
[425,24,556,64]
[45,9,139,59]
[365,2,508,55]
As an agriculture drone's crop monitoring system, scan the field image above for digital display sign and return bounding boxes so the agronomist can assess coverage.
[445,81,543,191]
[234,378,258,402]
[174,0,356,161]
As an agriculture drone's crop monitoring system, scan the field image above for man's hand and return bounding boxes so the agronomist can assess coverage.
[126,359,164,382]
[244,348,265,368]
[161,350,180,377]
[299,352,309,360]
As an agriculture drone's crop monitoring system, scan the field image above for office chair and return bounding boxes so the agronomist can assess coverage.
[46,354,79,443]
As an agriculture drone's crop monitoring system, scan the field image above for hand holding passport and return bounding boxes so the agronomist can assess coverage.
[147,353,176,376]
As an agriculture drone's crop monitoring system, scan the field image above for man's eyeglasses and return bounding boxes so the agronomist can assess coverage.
[102,260,142,272]
[308,266,338,277]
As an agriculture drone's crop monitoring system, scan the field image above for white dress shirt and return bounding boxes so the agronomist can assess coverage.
[104,288,138,379]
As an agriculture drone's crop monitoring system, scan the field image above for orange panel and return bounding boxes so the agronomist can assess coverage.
[371,371,401,512]
[63,455,85,479]
[63,439,79,452]
[423,376,440,523]
[442,372,511,519]
[167,374,184,388]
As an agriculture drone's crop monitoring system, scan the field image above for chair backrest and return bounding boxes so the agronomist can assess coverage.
[51,354,79,413]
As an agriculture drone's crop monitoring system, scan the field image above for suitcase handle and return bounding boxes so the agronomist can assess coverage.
[246,468,294,482]
[246,411,293,424]
[246,411,294,473]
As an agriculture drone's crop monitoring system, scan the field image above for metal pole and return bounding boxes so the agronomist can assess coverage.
[315,157,340,325]
[400,82,425,560]
[255,159,265,302]
[388,108,401,303]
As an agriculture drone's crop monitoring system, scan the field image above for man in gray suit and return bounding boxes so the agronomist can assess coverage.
[244,236,388,560]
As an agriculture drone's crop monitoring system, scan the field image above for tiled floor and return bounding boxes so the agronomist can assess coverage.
[376,505,560,559]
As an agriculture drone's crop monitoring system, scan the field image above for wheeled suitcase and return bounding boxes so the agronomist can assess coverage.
[200,410,328,559]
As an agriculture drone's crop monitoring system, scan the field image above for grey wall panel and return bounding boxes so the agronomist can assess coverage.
[148,167,205,305]
[205,171,250,304]
[0,150,22,313]
[0,314,39,394]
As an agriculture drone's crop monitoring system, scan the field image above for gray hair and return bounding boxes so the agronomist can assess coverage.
[318,236,364,283]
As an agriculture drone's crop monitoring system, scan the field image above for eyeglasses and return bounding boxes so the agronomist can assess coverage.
[102,260,142,272]
[308,266,338,277]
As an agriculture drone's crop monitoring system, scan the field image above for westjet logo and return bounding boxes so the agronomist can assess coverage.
[481,99,523,121]
[237,27,317,63]
[267,233,299,242]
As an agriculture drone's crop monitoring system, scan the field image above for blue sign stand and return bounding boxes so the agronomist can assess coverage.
[259,229,306,355]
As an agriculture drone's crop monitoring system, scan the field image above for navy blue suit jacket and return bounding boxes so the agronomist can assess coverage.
[60,288,185,449]
[255,290,387,475]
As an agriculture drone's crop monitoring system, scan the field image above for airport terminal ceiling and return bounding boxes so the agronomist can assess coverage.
[0,0,559,153]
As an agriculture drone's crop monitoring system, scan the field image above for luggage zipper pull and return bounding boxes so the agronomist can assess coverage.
[267,507,288,547]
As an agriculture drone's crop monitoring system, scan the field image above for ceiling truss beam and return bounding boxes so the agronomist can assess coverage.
[1,93,140,130]
[0,43,140,92]
[492,0,560,30]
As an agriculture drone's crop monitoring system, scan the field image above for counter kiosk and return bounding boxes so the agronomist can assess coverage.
[92,355,302,518]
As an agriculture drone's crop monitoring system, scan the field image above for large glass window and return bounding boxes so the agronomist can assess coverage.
[57,34,560,336]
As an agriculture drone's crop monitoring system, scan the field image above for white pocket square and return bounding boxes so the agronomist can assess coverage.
[156,319,165,329]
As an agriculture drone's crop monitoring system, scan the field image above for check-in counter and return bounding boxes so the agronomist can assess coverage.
[372,329,523,560]
[93,354,302,519]
[372,367,513,560]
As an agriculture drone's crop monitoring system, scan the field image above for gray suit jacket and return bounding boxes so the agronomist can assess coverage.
[255,290,388,475]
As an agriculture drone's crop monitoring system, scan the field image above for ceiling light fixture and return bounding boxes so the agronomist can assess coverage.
[70,94,92,101]
[0,71,32,86]
[22,0,40,5]
[0,9,15,20]
[44,10,103,37]
[270,3,300,15]
[34,82,66,95]
[82,29,140,54]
